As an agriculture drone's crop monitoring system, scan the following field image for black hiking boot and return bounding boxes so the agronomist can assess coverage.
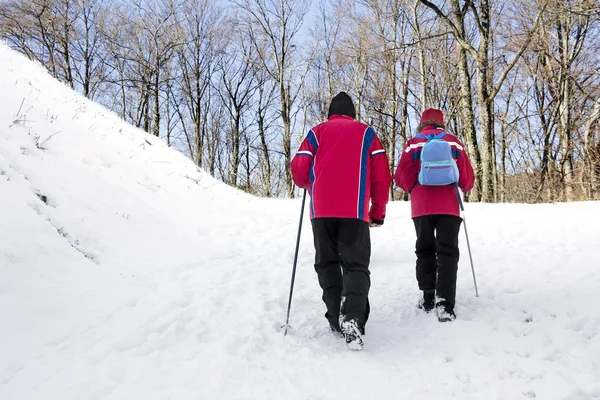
[340,318,364,351]
[436,301,456,322]
[417,289,435,313]
[329,322,343,337]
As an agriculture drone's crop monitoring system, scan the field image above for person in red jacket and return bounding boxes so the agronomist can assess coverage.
[291,92,391,350]
[394,108,475,322]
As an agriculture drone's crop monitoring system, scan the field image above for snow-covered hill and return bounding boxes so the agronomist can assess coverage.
[1,43,600,399]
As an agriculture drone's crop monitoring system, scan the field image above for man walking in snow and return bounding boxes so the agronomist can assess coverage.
[291,92,391,350]
[394,108,475,322]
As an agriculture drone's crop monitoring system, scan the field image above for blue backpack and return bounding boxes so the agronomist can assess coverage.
[417,132,459,186]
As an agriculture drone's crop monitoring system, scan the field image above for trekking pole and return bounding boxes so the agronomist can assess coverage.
[282,189,307,336]
[455,185,479,297]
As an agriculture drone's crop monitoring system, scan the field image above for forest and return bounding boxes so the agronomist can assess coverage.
[1,0,599,202]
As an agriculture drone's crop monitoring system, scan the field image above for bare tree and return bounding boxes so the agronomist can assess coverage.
[215,24,259,187]
[235,0,310,198]
[255,74,278,196]
[358,0,415,199]
[419,0,546,202]
[1,0,62,78]
[175,0,223,167]
[72,0,111,99]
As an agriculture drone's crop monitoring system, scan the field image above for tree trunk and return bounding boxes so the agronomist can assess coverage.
[166,110,171,146]
[153,59,161,137]
[556,19,574,201]
[477,68,495,203]
[143,89,151,133]
[118,61,127,120]
[194,49,204,167]
[450,0,481,201]
[500,121,507,203]
[414,0,428,108]
[399,51,411,197]
[533,62,553,202]
[208,121,217,176]
[82,6,91,98]
[231,109,241,187]
[582,98,600,198]
[559,79,573,201]
[388,46,398,201]
[281,84,293,197]
[245,134,251,192]
[61,0,74,89]
[476,0,495,203]
[258,88,272,197]
[198,94,211,168]
[593,144,600,200]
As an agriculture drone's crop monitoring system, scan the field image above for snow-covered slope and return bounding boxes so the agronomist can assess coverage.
[1,43,600,400]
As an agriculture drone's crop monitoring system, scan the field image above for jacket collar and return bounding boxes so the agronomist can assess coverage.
[328,114,355,121]
[420,125,444,132]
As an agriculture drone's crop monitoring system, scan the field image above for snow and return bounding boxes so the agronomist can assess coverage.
[1,42,600,399]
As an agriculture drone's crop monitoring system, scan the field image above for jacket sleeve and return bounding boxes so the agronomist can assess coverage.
[455,138,475,192]
[290,130,317,190]
[394,140,419,193]
[369,135,392,224]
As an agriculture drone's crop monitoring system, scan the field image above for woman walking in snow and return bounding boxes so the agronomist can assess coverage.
[394,108,475,322]
[290,92,391,350]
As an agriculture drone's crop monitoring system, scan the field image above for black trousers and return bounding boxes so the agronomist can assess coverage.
[413,215,462,308]
[311,218,371,328]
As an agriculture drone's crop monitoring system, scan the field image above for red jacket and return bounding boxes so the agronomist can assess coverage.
[291,115,392,223]
[394,126,475,218]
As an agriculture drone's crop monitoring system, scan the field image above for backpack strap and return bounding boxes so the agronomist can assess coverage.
[416,132,447,140]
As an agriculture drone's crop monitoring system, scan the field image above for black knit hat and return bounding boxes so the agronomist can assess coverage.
[327,91,356,119]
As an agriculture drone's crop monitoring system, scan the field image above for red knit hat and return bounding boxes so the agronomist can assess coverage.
[419,108,444,126]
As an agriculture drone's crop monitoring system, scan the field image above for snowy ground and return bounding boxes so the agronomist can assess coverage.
[1,43,600,400]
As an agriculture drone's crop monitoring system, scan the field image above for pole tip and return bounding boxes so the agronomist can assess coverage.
[281,324,292,336]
